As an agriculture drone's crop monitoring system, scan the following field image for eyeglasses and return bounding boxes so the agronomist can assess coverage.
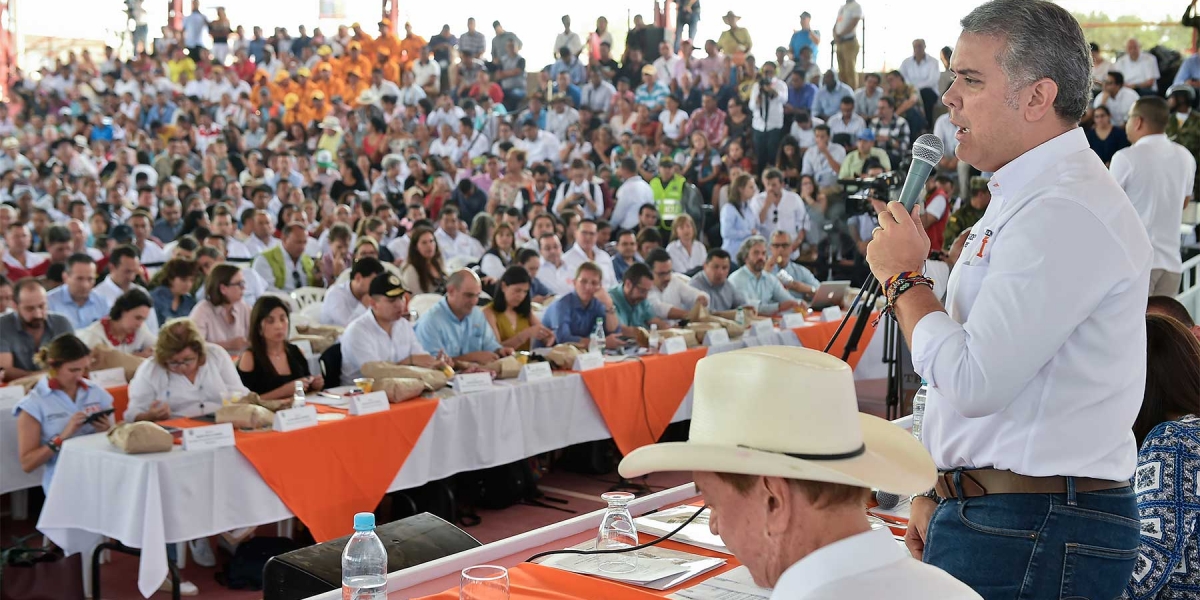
[167,356,197,369]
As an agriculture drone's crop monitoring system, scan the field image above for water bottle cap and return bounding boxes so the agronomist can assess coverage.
[353,512,375,531]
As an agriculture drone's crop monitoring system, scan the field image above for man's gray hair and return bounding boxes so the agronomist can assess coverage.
[960,0,1092,122]
[737,235,767,265]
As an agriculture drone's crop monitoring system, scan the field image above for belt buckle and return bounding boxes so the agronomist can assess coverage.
[939,469,990,499]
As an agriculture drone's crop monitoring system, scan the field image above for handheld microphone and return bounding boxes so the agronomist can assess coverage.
[896,134,945,211]
[874,490,902,510]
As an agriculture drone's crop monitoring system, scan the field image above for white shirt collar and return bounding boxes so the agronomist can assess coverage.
[772,528,906,599]
[988,127,1088,205]
[1132,132,1169,147]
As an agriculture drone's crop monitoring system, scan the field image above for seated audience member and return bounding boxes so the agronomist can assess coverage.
[16,333,115,491]
[666,214,706,275]
[341,273,449,386]
[1124,314,1200,598]
[637,203,661,232]
[562,218,617,288]
[611,229,643,282]
[320,222,355,286]
[237,295,324,398]
[483,266,555,351]
[0,279,74,381]
[94,245,154,331]
[46,253,109,330]
[721,173,759,261]
[321,257,386,327]
[479,223,517,282]
[645,248,709,321]
[610,262,669,332]
[689,248,750,314]
[76,289,156,357]
[515,248,555,303]
[541,262,622,349]
[415,270,514,366]
[150,258,198,326]
[401,226,447,294]
[189,264,251,353]
[0,274,13,313]
[3,223,48,278]
[536,232,574,296]
[728,236,801,316]
[521,214,558,251]
[126,318,248,422]
[1146,295,1200,337]
[434,205,481,263]
[253,223,319,293]
[767,231,820,301]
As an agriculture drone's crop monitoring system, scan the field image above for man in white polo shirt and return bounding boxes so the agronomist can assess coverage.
[1114,38,1160,95]
[1111,96,1196,296]
[561,219,616,288]
[339,273,449,387]
[867,2,1149,598]
[1093,71,1139,127]
[535,233,574,296]
[320,257,386,328]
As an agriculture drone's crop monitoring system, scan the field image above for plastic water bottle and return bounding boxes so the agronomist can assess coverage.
[911,380,928,441]
[342,512,387,600]
[293,380,306,408]
[735,307,746,327]
[648,323,660,351]
[589,317,605,354]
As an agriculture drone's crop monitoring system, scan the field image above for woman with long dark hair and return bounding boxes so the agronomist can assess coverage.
[400,226,446,294]
[1124,313,1200,597]
[330,157,367,202]
[237,295,324,399]
[361,116,389,166]
[479,223,516,281]
[720,173,759,260]
[482,266,555,351]
[179,208,212,239]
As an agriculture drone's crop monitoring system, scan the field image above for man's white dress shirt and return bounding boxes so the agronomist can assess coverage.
[1110,133,1195,274]
[1114,52,1161,88]
[749,78,788,132]
[648,274,708,320]
[339,309,427,386]
[899,55,940,91]
[913,128,1152,481]
[562,243,616,289]
[771,528,981,600]
[749,191,810,244]
[319,281,368,328]
[251,249,307,292]
[435,227,484,263]
[611,177,656,231]
[1092,87,1139,127]
[537,258,575,296]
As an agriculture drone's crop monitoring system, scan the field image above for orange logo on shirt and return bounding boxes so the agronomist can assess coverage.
[975,229,993,258]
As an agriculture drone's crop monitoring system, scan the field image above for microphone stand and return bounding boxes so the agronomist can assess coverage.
[825,271,906,421]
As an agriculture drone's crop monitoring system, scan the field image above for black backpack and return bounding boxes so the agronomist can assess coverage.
[216,537,301,591]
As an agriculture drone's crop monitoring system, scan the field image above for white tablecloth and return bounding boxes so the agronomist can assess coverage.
[1,392,44,495]
[35,329,885,598]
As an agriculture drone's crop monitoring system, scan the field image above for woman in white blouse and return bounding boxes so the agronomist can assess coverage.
[658,94,690,143]
[75,289,156,357]
[666,214,707,274]
[125,318,248,423]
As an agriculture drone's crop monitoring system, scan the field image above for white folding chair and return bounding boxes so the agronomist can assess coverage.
[290,286,327,310]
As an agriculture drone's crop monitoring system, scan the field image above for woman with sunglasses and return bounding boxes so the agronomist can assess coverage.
[125,318,248,423]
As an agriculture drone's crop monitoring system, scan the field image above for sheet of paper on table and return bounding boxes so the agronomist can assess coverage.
[635,505,731,555]
[538,541,726,590]
[667,565,771,600]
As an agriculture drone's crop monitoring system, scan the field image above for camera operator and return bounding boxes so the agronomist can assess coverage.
[750,61,788,172]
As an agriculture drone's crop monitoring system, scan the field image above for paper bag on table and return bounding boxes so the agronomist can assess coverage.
[240,391,293,412]
[376,377,428,403]
[483,355,522,379]
[361,362,449,390]
[544,344,583,370]
[107,422,173,454]
[662,328,699,348]
[216,403,275,429]
[686,321,725,344]
[90,346,145,383]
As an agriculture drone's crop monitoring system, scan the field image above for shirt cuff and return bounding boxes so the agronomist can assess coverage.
[910,311,961,388]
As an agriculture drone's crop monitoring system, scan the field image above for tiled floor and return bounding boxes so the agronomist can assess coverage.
[0,469,692,600]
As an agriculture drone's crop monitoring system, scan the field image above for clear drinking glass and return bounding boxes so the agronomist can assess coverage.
[459,565,509,600]
[595,491,638,573]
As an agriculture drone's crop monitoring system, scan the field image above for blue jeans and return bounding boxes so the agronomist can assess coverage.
[675,11,700,51]
[924,471,1139,600]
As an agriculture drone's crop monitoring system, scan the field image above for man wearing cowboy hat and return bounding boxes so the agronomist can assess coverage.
[716,11,752,56]
[620,347,980,598]
[867,2,1150,597]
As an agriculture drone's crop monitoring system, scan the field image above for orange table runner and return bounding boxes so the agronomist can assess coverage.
[579,348,707,457]
[417,521,745,599]
[164,398,439,542]
[792,312,878,370]
[108,385,129,421]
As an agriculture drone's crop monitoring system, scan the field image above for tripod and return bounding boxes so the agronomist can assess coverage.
[823,272,906,420]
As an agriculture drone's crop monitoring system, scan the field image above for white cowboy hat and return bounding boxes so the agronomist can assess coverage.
[619,346,936,496]
[318,115,343,131]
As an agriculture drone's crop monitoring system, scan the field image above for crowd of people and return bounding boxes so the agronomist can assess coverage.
[5,0,1200,596]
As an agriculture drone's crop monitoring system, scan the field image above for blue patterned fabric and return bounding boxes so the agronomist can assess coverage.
[1124,415,1200,599]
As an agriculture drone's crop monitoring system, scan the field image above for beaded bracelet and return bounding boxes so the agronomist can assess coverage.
[876,274,935,324]
[883,271,923,292]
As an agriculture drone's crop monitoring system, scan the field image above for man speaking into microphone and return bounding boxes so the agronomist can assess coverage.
[867,1,1151,599]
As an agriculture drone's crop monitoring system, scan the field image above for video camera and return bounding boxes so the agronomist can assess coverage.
[839,170,902,217]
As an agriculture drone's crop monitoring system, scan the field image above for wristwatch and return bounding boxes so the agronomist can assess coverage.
[47,435,64,453]
[914,487,939,502]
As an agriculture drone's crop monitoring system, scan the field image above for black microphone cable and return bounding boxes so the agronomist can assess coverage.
[525,505,709,563]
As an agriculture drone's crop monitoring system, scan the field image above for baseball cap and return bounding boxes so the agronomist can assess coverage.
[369,272,408,297]
[856,129,876,142]
[111,224,134,243]
[315,149,335,169]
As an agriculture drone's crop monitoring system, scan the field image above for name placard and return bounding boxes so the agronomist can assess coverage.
[348,391,390,416]
[519,362,553,382]
[573,353,605,371]
[90,366,127,387]
[782,312,808,329]
[454,372,494,394]
[751,319,775,338]
[742,335,762,347]
[703,328,730,346]
[660,336,688,355]
[273,405,320,432]
[182,423,236,451]
[821,306,844,322]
